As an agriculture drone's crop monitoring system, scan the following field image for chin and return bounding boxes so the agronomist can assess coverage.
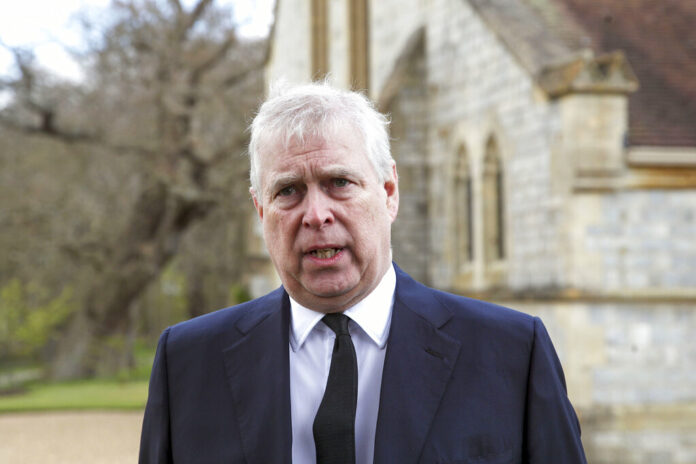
[307,285,353,299]
[303,279,358,299]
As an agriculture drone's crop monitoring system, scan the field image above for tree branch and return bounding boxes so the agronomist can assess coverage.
[0,115,156,156]
[182,0,214,35]
[61,241,110,271]
[168,0,183,17]
[220,65,259,89]
[0,115,95,142]
[190,32,237,85]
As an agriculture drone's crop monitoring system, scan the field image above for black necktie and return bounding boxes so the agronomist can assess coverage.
[313,313,358,464]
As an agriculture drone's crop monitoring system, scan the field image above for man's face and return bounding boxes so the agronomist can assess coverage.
[251,131,399,313]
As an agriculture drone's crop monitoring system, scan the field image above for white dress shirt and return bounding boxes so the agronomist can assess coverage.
[289,264,396,464]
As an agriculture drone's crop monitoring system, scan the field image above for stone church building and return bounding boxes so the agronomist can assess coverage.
[249,0,696,462]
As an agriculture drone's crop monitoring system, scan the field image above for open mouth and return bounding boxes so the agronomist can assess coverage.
[309,248,343,259]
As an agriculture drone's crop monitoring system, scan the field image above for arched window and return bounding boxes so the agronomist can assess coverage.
[483,137,505,262]
[349,0,369,91]
[311,0,329,78]
[454,145,473,270]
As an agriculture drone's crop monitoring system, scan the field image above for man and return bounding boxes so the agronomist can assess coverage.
[139,82,587,463]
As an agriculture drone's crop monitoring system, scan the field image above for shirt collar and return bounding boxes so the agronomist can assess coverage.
[289,264,396,351]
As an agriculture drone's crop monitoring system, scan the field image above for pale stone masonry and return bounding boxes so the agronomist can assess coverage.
[516,301,696,464]
[570,191,696,291]
[262,1,696,462]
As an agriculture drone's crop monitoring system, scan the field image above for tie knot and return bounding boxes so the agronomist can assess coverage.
[322,313,351,336]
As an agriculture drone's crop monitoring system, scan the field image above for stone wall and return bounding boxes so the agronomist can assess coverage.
[513,300,696,464]
[385,35,430,283]
[423,0,566,291]
[568,190,696,293]
[328,0,350,88]
[369,0,427,98]
[264,2,696,462]
[266,0,311,84]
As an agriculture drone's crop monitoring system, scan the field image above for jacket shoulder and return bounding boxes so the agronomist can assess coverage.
[165,286,287,347]
[394,265,535,342]
[433,287,533,327]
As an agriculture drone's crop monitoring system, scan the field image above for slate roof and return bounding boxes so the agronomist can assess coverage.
[469,0,696,148]
[468,0,587,76]
[555,0,696,147]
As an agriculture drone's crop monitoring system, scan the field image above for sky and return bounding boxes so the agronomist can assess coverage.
[0,0,275,81]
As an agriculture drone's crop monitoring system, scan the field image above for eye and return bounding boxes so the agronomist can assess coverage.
[332,178,350,188]
[276,185,296,197]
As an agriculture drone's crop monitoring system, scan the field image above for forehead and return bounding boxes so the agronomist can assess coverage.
[259,132,372,181]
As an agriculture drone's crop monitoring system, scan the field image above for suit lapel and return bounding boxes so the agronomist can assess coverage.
[374,268,462,463]
[222,289,292,464]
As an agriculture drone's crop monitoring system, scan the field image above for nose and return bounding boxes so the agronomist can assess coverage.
[302,187,334,229]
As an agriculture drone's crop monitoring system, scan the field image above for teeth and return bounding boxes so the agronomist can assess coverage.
[311,248,340,259]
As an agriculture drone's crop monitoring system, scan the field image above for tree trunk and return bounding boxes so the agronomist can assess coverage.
[49,178,212,379]
[2,0,264,380]
[186,265,207,319]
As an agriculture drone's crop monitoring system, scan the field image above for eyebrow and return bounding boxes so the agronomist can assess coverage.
[267,174,302,195]
[323,166,361,179]
[266,165,363,195]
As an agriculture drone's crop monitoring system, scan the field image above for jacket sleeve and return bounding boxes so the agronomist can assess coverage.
[139,328,173,464]
[524,317,587,463]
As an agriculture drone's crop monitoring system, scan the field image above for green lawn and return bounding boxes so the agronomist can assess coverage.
[0,379,149,413]
[0,343,154,413]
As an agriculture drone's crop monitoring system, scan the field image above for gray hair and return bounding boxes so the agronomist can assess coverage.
[248,81,393,197]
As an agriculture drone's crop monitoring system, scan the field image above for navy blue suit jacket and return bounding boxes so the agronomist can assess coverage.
[140,265,586,463]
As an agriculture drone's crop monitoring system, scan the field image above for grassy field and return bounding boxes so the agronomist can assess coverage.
[0,344,153,413]
[0,379,149,413]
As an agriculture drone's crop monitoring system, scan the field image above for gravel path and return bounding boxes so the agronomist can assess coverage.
[0,411,143,463]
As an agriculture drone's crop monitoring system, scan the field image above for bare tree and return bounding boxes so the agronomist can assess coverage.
[0,0,266,379]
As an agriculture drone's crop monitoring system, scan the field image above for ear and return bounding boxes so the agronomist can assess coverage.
[384,163,399,223]
[250,187,263,220]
